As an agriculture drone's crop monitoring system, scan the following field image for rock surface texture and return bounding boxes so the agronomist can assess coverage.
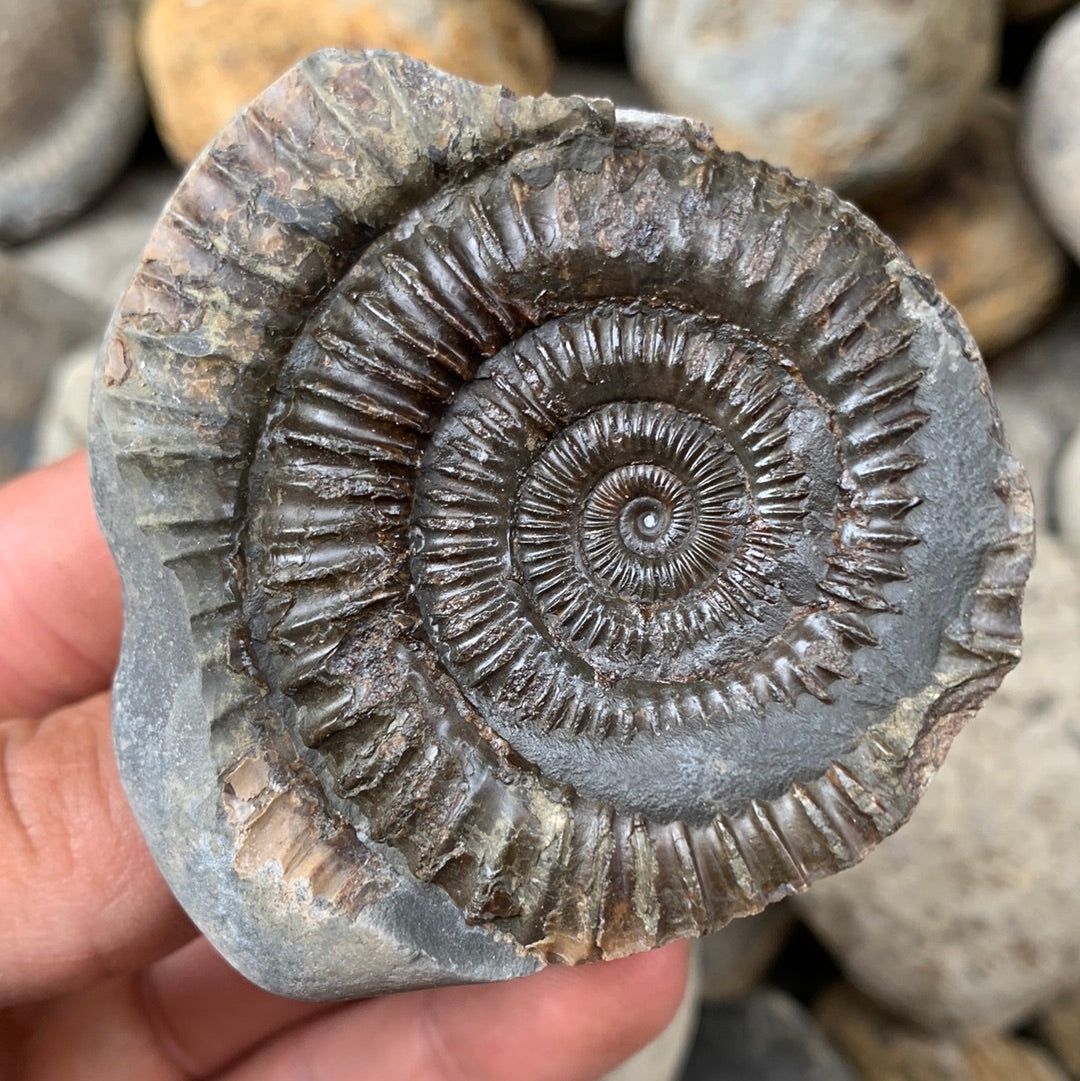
[138,0,556,163]
[0,0,145,243]
[90,51,1031,999]
[626,0,1000,197]
[1022,5,1080,264]
[867,94,1066,357]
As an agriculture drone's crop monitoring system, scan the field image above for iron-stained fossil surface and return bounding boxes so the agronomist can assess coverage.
[90,50,1033,999]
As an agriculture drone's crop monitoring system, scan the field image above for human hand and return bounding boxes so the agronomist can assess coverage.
[0,453,689,1081]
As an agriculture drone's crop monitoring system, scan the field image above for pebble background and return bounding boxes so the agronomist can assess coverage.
[1,2,1078,1079]
[627,0,1000,198]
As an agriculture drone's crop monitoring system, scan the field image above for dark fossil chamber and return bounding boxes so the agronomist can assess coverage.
[90,50,1032,996]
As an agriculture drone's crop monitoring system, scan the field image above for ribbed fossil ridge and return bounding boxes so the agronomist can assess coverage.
[95,51,1032,967]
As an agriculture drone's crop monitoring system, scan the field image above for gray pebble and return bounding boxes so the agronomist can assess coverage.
[13,162,178,308]
[698,904,794,1004]
[1022,6,1080,264]
[991,298,1080,531]
[32,342,97,468]
[627,0,1000,197]
[681,990,859,1081]
[0,253,106,479]
[1055,427,1080,552]
[796,529,1080,1032]
[0,0,146,244]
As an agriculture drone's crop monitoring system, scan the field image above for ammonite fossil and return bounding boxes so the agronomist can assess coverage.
[90,50,1033,999]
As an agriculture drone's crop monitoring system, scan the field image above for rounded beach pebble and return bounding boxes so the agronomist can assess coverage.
[139,0,556,163]
[626,0,1001,197]
[866,94,1066,356]
[1021,4,1080,264]
[0,0,146,243]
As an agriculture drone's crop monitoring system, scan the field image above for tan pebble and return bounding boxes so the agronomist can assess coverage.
[867,93,1067,356]
[139,0,555,163]
[1006,0,1074,20]
[817,984,1072,1081]
[1033,986,1080,1079]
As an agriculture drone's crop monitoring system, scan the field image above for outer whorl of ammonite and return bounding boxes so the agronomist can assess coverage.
[90,51,1032,997]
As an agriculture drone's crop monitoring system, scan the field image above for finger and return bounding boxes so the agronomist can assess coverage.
[222,942,691,1081]
[10,938,330,1081]
[11,918,686,1081]
[10,942,688,1081]
[0,453,122,719]
[140,938,329,1078]
[0,692,195,1006]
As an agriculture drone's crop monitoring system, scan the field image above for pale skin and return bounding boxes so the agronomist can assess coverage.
[0,453,689,1081]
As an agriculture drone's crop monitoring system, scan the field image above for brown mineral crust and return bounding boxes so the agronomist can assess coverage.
[138,0,556,163]
[223,751,394,918]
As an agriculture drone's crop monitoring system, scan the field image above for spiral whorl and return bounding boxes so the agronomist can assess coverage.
[93,52,1032,991]
[412,306,829,738]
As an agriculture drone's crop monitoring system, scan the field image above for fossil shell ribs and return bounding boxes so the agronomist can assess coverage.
[96,50,1032,967]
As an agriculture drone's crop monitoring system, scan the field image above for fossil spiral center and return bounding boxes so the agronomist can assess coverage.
[621,497,665,541]
[592,470,705,564]
[408,303,846,743]
[610,484,678,553]
[517,403,747,615]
